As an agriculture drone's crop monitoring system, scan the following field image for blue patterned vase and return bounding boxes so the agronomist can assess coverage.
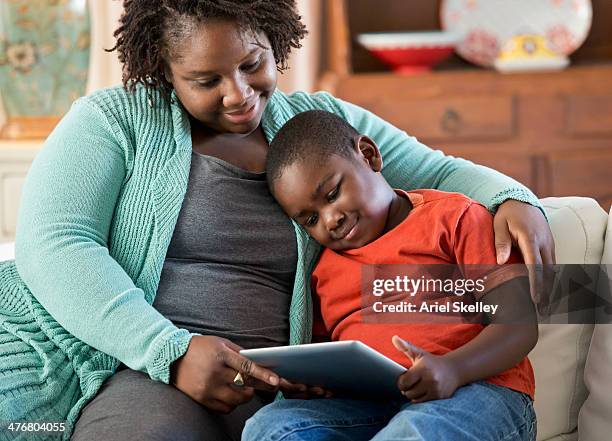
[0,0,90,138]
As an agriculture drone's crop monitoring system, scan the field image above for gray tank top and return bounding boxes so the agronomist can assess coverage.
[153,151,297,349]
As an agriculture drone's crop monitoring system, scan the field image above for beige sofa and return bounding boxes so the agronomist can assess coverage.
[0,197,610,440]
[532,197,610,441]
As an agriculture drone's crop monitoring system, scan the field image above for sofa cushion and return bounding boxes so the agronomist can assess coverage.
[531,197,607,441]
[578,204,612,441]
[542,198,607,264]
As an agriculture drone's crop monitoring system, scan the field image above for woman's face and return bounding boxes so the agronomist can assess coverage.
[165,19,277,135]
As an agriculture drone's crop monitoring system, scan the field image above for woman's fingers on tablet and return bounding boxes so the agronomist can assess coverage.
[279,378,310,398]
[280,378,307,392]
[243,375,280,392]
[308,386,328,397]
[277,379,333,399]
[223,349,280,389]
[278,378,295,392]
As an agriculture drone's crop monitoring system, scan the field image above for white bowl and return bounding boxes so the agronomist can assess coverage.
[357,31,460,49]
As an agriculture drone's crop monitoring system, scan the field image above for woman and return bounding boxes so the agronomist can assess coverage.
[0,1,553,440]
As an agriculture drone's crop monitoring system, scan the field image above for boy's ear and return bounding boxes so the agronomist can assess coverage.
[354,135,383,172]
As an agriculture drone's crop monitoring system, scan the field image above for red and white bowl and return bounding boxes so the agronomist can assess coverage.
[357,31,460,75]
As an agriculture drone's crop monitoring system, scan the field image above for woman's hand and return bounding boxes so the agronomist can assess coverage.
[278,378,333,399]
[170,335,280,414]
[493,199,556,307]
[393,336,461,403]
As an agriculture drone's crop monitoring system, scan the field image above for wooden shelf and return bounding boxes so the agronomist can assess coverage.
[320,0,612,210]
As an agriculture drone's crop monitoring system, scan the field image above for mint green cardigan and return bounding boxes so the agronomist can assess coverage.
[0,85,542,439]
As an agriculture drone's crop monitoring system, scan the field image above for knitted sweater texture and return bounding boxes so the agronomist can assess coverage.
[0,85,542,440]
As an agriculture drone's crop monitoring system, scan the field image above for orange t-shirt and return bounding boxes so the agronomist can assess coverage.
[311,189,535,399]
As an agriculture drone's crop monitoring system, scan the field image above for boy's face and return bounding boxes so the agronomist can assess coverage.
[272,136,393,251]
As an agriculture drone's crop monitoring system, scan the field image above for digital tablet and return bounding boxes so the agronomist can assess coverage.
[240,341,407,399]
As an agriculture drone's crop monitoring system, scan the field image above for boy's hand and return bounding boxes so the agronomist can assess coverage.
[393,335,461,403]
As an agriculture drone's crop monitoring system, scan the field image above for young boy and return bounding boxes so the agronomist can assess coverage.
[243,110,538,441]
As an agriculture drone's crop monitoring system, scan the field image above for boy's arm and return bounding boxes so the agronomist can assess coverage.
[445,279,538,387]
[446,323,538,389]
[397,202,537,400]
[449,202,537,385]
[397,309,537,399]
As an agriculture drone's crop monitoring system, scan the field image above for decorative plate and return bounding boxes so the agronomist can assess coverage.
[440,0,592,67]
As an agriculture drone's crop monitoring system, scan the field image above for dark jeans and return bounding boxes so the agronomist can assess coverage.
[71,366,272,441]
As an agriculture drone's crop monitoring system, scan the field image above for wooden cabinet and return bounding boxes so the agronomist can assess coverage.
[0,141,42,242]
[320,0,612,210]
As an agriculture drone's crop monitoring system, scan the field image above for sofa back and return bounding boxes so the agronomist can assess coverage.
[578,204,611,441]
[531,198,608,441]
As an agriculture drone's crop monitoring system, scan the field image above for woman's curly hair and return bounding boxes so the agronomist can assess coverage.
[109,0,307,98]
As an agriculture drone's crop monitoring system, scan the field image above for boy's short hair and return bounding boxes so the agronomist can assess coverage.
[266,110,360,195]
